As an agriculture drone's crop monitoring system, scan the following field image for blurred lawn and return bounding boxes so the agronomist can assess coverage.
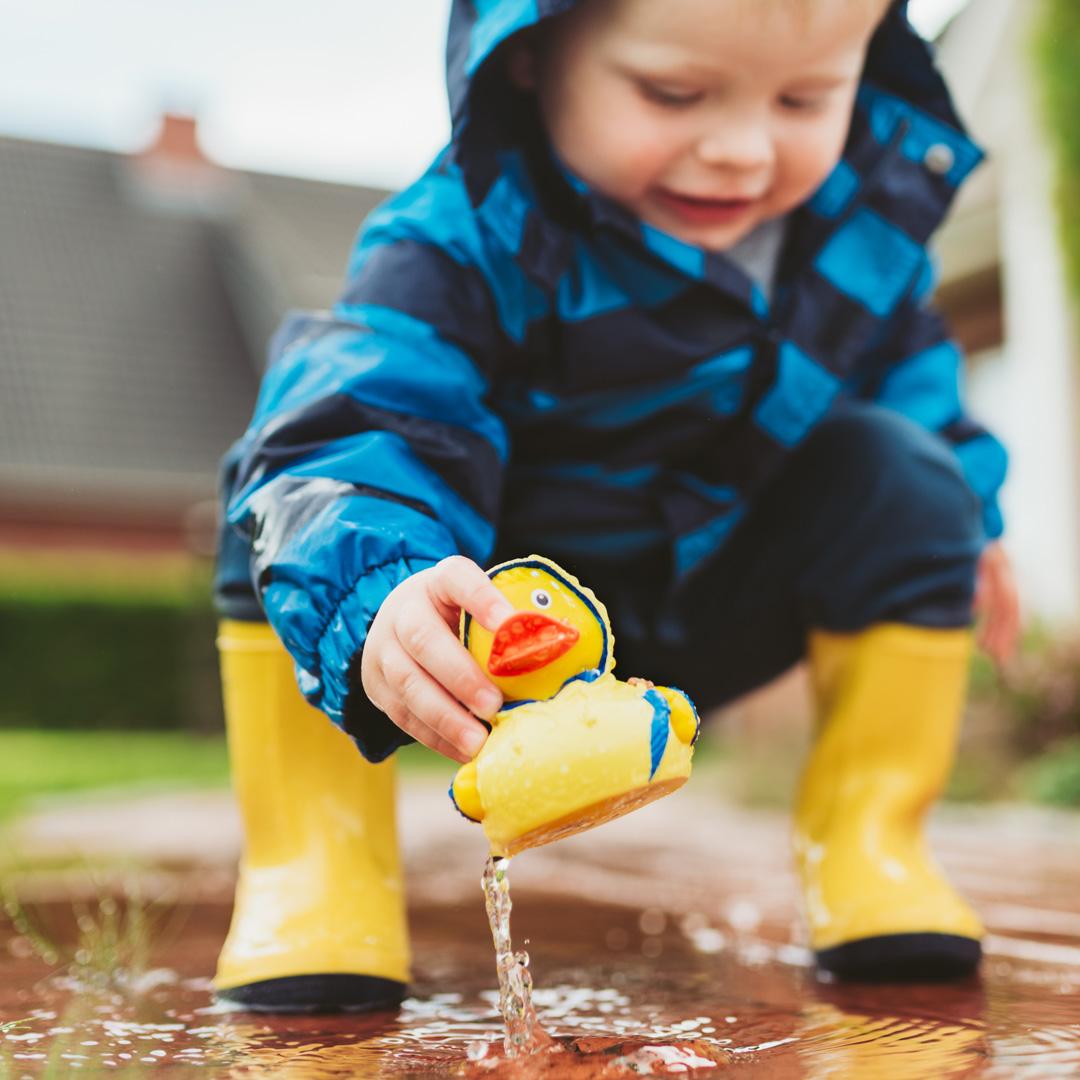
[5,630,1079,826]
[0,730,231,822]
[0,549,210,605]
[0,731,454,823]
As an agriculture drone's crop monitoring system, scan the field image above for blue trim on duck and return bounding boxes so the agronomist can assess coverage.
[644,688,671,780]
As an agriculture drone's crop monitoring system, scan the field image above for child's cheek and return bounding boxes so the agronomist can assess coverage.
[606,116,677,196]
[777,123,848,211]
[563,108,661,201]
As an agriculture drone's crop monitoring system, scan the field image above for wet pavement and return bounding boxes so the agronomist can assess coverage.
[4,780,1080,1076]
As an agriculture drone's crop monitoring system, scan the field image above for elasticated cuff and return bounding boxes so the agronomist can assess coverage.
[315,556,438,761]
[342,651,417,763]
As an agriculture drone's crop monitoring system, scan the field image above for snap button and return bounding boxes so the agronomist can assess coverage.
[924,142,955,176]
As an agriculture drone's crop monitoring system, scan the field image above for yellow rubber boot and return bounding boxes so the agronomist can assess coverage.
[794,624,984,980]
[214,620,410,1012]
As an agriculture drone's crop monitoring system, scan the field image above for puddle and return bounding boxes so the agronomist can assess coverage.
[4,797,1080,1076]
[4,891,1080,1077]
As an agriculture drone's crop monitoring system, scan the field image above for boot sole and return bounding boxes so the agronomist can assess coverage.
[816,933,981,982]
[216,974,407,1014]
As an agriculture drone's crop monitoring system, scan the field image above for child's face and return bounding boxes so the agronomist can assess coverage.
[525,0,888,251]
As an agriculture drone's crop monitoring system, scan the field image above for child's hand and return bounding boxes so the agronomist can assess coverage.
[361,556,516,763]
[974,542,1021,670]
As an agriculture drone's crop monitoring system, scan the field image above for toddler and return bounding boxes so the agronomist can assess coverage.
[213,0,1019,1011]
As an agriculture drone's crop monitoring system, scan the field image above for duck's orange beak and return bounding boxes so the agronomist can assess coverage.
[487,612,580,677]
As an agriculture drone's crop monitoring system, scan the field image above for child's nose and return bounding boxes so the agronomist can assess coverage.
[696,116,774,175]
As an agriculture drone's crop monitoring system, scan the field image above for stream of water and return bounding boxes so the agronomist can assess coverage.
[479,855,551,1058]
[472,855,739,1074]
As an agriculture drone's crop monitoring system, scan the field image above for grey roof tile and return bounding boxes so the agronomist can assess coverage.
[0,134,389,507]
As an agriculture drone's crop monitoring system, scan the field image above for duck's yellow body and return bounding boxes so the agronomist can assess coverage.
[450,555,699,856]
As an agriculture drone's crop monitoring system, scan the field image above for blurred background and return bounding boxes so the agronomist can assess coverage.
[1,0,1078,848]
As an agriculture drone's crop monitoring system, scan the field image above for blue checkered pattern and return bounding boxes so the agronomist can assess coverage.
[216,0,1007,757]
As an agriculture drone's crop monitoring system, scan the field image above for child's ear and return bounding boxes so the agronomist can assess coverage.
[505,39,537,91]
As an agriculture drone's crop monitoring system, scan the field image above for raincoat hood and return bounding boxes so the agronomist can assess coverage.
[446,0,973,205]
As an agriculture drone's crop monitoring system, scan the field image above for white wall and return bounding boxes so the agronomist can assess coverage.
[960,0,1080,624]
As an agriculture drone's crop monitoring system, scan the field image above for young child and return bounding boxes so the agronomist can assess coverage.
[213,0,1020,1011]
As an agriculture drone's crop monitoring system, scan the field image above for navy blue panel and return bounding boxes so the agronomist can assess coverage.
[340,239,509,377]
[863,157,961,246]
[521,284,748,399]
[938,416,984,444]
[546,346,752,429]
[863,5,972,130]
[783,275,885,377]
[235,392,504,523]
[673,507,744,578]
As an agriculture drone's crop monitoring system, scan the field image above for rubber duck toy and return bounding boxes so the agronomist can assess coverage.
[450,555,700,856]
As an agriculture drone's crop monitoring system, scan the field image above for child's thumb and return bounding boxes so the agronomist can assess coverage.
[433,555,515,631]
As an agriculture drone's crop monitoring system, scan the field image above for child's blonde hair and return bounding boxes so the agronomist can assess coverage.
[724,0,890,30]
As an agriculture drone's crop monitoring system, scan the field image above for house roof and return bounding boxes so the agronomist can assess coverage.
[0,131,387,514]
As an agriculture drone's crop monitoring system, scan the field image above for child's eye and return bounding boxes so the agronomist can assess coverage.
[638,81,703,108]
[779,94,825,112]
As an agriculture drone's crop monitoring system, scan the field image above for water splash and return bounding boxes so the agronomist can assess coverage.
[481,855,553,1057]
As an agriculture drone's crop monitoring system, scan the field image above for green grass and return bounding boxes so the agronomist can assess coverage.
[1036,0,1080,299]
[0,550,211,607]
[0,730,462,825]
[0,730,230,822]
[1019,737,1080,806]
[395,740,457,771]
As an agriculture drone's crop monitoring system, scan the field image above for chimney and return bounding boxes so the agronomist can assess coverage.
[122,111,240,216]
[144,113,206,166]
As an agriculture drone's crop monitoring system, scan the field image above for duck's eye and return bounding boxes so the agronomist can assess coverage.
[531,589,552,609]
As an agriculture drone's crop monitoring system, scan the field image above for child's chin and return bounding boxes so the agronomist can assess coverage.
[639,203,762,253]
[698,225,759,252]
[664,218,760,253]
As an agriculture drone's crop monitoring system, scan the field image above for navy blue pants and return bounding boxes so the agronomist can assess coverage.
[580,403,985,714]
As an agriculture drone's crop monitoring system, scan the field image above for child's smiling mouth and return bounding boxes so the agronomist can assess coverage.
[652,187,760,227]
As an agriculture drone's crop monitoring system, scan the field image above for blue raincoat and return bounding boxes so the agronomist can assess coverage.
[216,0,1007,760]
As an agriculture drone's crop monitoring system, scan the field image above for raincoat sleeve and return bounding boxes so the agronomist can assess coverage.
[224,166,512,761]
[866,258,1008,542]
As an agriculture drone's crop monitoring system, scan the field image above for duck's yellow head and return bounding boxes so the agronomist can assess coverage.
[461,555,614,705]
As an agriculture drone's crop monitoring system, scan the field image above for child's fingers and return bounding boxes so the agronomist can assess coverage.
[979,607,1007,669]
[388,705,471,763]
[395,606,504,720]
[379,642,489,761]
[981,570,1021,669]
[991,612,1018,668]
[1000,597,1021,663]
[431,555,515,631]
